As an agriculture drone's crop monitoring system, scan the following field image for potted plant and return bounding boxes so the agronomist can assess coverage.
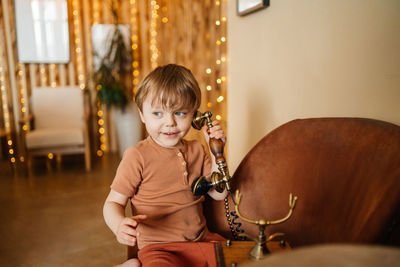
[92,3,142,156]
[94,3,130,110]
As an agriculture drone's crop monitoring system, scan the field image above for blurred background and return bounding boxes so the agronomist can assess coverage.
[0,0,399,266]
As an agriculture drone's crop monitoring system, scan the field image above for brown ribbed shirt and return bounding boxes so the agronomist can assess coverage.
[111,136,212,249]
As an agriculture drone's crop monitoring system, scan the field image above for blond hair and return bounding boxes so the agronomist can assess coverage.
[135,64,201,112]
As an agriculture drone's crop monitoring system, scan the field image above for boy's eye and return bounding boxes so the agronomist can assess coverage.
[152,112,162,117]
[175,111,187,117]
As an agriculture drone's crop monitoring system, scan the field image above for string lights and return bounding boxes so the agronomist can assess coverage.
[40,64,46,86]
[17,62,28,162]
[50,64,56,87]
[92,0,106,157]
[150,0,160,69]
[205,0,227,122]
[130,0,140,96]
[72,0,85,90]
[0,64,15,163]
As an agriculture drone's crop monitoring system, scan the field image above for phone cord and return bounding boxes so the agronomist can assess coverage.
[224,194,245,240]
[224,197,238,240]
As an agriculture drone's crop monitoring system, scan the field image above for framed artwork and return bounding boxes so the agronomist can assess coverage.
[237,0,269,16]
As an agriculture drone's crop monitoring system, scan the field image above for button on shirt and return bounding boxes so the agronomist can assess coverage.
[111,136,212,249]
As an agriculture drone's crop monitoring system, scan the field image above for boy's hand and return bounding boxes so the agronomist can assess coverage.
[202,120,226,144]
[115,214,147,246]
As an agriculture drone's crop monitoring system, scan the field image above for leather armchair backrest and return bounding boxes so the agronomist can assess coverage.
[205,118,400,247]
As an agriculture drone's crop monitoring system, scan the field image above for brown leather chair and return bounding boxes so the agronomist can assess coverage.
[205,118,400,247]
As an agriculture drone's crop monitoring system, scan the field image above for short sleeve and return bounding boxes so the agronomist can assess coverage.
[111,146,144,197]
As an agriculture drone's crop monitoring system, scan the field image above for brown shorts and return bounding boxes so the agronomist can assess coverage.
[138,232,226,267]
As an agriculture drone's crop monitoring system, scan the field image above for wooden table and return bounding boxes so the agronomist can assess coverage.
[215,241,290,267]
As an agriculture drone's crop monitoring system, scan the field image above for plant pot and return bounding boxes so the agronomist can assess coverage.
[114,102,142,157]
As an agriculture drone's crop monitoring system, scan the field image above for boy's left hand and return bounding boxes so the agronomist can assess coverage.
[202,120,226,143]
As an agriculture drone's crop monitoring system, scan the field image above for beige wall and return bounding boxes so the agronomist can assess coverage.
[227,0,400,171]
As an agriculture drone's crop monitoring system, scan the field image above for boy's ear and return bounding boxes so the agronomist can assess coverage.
[138,109,145,123]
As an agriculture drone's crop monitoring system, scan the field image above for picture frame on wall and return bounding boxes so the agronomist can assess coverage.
[237,0,269,16]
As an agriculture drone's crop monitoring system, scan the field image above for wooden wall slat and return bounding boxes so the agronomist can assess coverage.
[1,0,19,132]
[59,64,66,86]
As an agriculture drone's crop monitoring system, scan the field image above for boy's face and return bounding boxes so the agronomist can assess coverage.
[139,96,194,149]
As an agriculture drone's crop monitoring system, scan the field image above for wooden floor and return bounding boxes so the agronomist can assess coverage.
[0,154,128,267]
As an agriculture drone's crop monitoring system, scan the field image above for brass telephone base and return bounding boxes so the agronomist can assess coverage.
[249,243,270,260]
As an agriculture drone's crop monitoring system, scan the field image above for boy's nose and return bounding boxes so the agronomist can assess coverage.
[164,114,176,126]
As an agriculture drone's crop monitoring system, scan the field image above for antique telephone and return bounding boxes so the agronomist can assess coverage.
[191,110,298,260]
[191,110,231,196]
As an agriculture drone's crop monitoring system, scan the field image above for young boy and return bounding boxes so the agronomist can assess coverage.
[103,64,227,267]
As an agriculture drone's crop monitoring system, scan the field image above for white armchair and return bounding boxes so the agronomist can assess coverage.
[23,86,91,171]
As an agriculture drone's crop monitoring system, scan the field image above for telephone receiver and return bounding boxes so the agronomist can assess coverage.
[191,110,232,196]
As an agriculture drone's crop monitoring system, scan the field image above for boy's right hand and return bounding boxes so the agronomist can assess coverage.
[116,214,147,246]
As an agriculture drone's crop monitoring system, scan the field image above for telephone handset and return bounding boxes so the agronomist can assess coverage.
[191,110,243,240]
[191,110,232,196]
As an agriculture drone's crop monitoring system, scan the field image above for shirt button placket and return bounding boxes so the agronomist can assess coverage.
[177,151,188,184]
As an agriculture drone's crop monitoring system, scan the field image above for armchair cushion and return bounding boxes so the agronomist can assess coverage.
[26,128,84,149]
